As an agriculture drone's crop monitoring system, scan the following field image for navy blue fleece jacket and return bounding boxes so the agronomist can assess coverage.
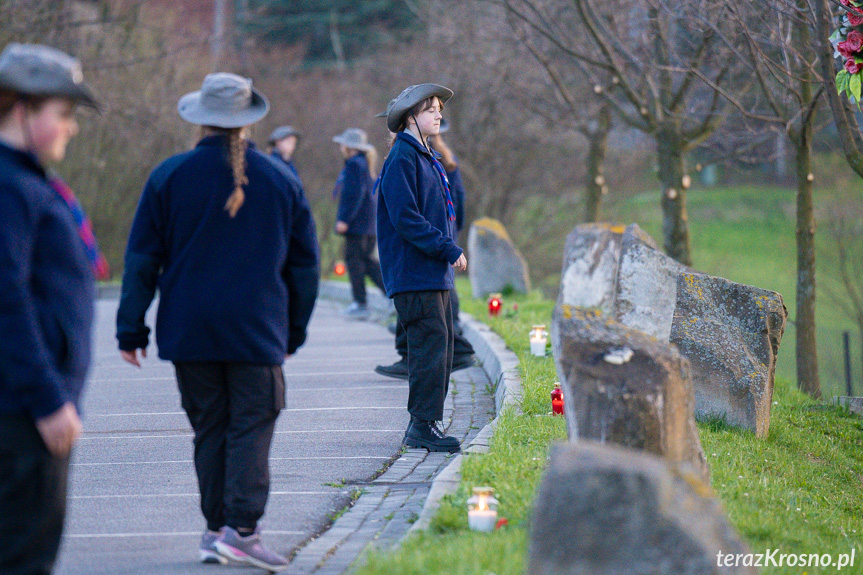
[116,135,319,362]
[0,142,95,418]
[376,132,462,297]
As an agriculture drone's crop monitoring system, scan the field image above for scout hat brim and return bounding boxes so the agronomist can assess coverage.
[0,43,99,110]
[386,83,453,133]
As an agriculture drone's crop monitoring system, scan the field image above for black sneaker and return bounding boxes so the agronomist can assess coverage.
[404,419,461,452]
[375,359,408,380]
[452,354,475,372]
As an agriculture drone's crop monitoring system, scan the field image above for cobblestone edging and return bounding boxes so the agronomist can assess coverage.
[292,282,522,574]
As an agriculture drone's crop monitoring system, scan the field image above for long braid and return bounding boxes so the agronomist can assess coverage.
[224,128,248,218]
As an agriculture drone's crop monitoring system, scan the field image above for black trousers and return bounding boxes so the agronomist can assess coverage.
[0,414,70,575]
[344,234,385,306]
[395,287,474,359]
[174,363,285,532]
[393,290,454,421]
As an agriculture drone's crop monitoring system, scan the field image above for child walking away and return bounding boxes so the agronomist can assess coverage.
[377,84,466,453]
[332,128,385,319]
[116,73,319,572]
[0,42,101,574]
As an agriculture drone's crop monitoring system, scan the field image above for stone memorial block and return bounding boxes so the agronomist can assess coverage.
[552,305,708,479]
[671,273,787,437]
[467,217,531,298]
[614,224,688,340]
[527,441,756,575]
[557,223,625,313]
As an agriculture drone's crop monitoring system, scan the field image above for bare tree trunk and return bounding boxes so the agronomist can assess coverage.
[794,135,821,398]
[584,105,610,223]
[657,128,692,266]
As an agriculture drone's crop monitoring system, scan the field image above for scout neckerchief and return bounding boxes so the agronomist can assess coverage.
[48,174,110,280]
[408,118,456,222]
[429,154,456,222]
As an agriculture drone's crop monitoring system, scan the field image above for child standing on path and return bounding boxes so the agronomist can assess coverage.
[0,43,102,574]
[332,128,385,319]
[377,84,466,452]
[115,73,319,572]
[268,125,302,184]
[375,116,476,380]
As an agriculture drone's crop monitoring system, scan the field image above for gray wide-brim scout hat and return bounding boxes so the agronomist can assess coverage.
[386,83,452,133]
[374,98,396,119]
[333,128,374,152]
[178,72,269,128]
[0,43,98,109]
[269,125,300,144]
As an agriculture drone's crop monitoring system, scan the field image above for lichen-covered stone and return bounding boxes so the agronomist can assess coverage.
[557,223,626,313]
[551,305,708,479]
[527,441,755,575]
[671,272,787,437]
[614,224,688,340]
[467,217,531,298]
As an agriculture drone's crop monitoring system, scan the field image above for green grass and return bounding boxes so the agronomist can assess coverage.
[354,283,863,575]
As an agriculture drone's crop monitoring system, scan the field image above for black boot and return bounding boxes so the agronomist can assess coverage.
[375,359,408,380]
[404,419,461,452]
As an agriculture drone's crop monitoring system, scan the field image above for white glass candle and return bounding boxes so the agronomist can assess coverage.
[529,325,548,357]
[467,508,497,532]
[467,487,499,532]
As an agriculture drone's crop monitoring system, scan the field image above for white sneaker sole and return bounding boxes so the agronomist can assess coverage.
[199,548,228,565]
[213,541,288,572]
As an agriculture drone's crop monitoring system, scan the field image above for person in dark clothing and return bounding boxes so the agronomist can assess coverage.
[376,84,466,453]
[375,117,475,380]
[268,125,302,184]
[332,128,385,318]
[115,73,319,572]
[0,43,102,575]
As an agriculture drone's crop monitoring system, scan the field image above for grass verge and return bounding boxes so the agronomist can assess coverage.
[354,282,863,575]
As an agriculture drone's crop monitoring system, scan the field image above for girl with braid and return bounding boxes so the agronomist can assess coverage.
[116,73,319,572]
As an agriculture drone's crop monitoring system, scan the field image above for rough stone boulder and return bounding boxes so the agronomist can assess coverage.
[557,223,624,312]
[557,223,659,313]
[527,441,756,575]
[615,224,687,340]
[551,305,708,480]
[557,223,787,435]
[671,273,787,437]
[467,217,531,298]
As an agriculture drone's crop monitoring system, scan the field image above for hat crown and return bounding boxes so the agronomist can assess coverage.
[198,73,254,114]
[334,128,371,149]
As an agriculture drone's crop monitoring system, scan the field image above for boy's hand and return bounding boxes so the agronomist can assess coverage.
[36,402,82,458]
[453,254,467,272]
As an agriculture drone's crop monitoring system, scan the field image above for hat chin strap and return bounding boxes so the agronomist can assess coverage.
[410,112,432,154]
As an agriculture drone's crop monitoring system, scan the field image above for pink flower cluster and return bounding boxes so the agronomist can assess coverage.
[838,1,863,74]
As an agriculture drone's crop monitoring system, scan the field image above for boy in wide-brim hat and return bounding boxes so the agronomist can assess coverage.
[0,42,102,574]
[375,83,466,453]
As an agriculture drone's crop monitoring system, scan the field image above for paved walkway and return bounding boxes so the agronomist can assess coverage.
[55,295,494,574]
